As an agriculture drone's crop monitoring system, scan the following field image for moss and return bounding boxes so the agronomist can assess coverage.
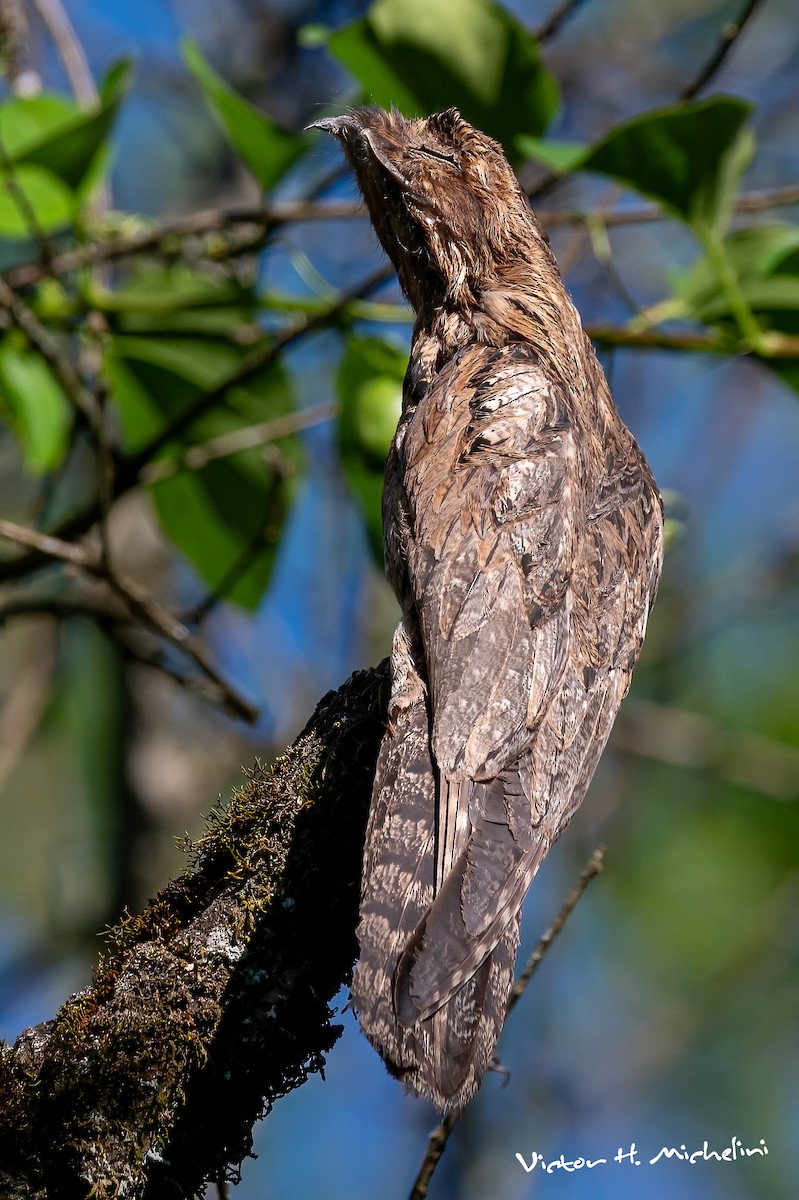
[0,664,389,1198]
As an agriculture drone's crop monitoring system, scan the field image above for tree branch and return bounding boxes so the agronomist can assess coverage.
[138,401,338,486]
[680,0,763,101]
[534,0,583,43]
[3,202,360,290]
[542,182,799,228]
[5,183,799,291]
[29,0,97,108]
[0,262,391,586]
[0,663,389,1200]
[0,518,259,723]
[0,277,99,432]
[585,323,799,357]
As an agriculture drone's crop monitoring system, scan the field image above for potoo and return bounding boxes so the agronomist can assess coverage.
[314,107,663,1112]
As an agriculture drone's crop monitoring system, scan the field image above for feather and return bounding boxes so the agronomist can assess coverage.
[318,106,664,1112]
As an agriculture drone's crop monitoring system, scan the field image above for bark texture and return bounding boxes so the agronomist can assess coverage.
[0,664,388,1199]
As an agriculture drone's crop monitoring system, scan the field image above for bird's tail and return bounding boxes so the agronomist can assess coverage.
[351,696,524,1112]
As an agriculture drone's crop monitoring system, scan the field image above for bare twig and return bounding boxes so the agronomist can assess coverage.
[139,401,338,486]
[0,594,120,623]
[542,182,799,228]
[127,264,391,471]
[584,215,643,319]
[183,516,277,625]
[84,315,116,566]
[4,202,360,289]
[29,0,97,108]
[6,181,799,293]
[680,0,763,101]
[585,322,799,357]
[0,130,60,262]
[0,593,249,710]
[0,518,259,722]
[507,845,605,1011]
[408,845,605,1200]
[408,1112,459,1200]
[534,0,583,43]
[0,276,99,431]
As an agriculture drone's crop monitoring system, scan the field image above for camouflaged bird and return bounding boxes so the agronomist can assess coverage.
[315,107,663,1112]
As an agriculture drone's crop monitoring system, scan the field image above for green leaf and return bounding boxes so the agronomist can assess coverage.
[515,136,587,174]
[107,336,300,609]
[520,98,754,238]
[337,334,404,559]
[0,340,73,474]
[586,98,753,237]
[675,224,799,396]
[327,0,559,153]
[150,461,289,611]
[678,226,799,327]
[0,164,74,236]
[0,93,80,157]
[91,261,259,337]
[183,40,305,190]
[11,61,132,191]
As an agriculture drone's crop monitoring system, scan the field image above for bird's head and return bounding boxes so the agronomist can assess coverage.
[312,107,542,314]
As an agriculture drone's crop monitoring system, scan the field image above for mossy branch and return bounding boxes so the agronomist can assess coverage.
[0,663,389,1200]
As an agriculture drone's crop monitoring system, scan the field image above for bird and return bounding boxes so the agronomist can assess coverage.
[313,106,664,1112]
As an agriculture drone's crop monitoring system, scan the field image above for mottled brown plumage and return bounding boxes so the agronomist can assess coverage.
[315,107,663,1111]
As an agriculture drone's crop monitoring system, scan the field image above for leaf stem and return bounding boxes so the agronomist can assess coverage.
[702,230,765,353]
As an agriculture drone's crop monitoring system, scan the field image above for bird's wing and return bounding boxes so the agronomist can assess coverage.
[400,341,578,792]
[393,341,662,1021]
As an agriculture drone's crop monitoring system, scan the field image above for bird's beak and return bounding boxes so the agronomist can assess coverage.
[306,114,360,139]
[309,112,408,187]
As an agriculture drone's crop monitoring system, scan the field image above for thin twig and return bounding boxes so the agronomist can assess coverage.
[5,181,799,290]
[0,276,99,432]
[542,182,799,228]
[4,202,361,289]
[0,265,391,585]
[139,401,338,486]
[680,0,763,101]
[183,516,276,625]
[534,0,583,43]
[584,216,643,319]
[0,130,60,262]
[0,593,247,711]
[585,322,799,357]
[408,845,605,1200]
[0,518,259,722]
[127,264,391,472]
[0,594,130,626]
[85,315,115,566]
[29,0,97,107]
[507,844,605,1012]
[408,1112,459,1200]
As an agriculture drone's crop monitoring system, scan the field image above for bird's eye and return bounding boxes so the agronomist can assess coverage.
[418,145,459,167]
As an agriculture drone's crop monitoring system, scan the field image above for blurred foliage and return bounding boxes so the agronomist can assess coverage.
[0,0,797,604]
[0,0,798,1197]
